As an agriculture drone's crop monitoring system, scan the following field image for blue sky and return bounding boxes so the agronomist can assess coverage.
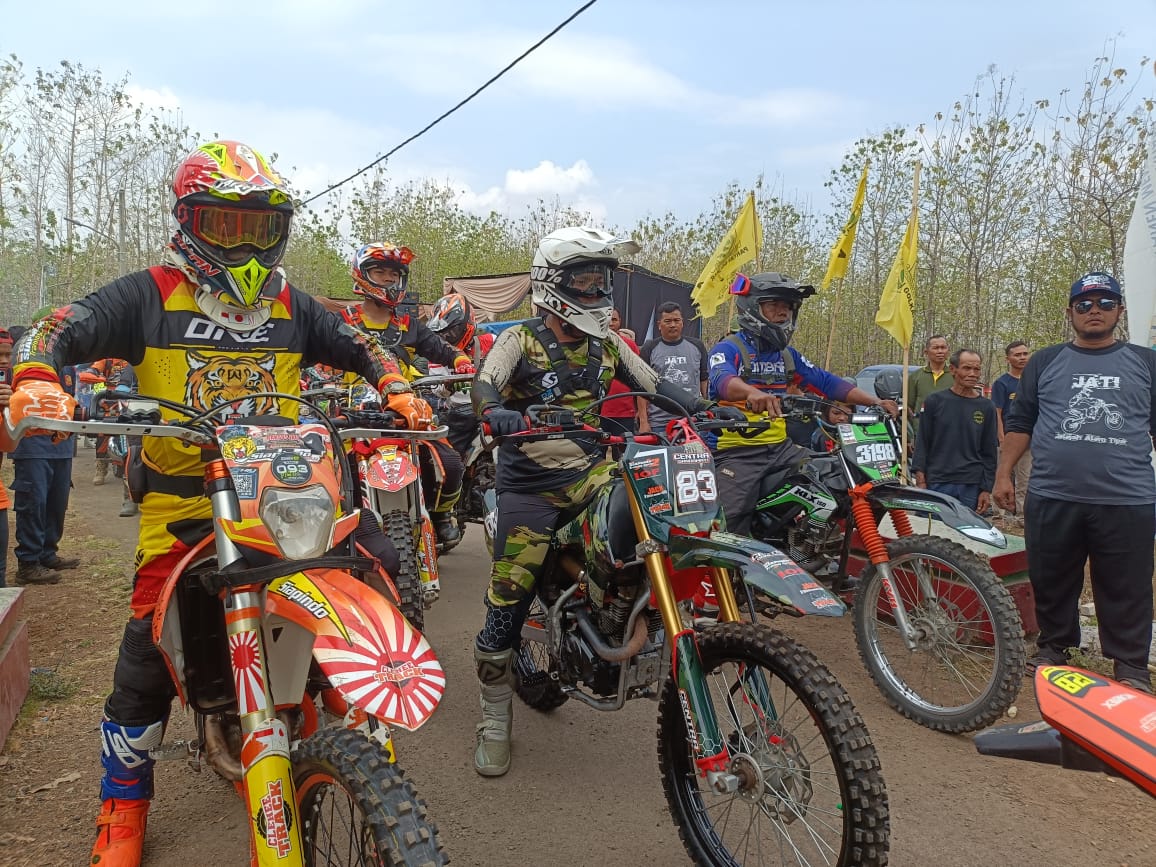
[4,0,1155,227]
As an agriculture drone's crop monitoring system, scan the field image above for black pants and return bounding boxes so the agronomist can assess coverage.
[420,439,464,515]
[715,441,808,535]
[1025,493,1154,681]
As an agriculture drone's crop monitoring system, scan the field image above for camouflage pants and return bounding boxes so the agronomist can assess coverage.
[485,460,615,607]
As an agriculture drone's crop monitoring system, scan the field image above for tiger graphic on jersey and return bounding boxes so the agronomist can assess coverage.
[185,350,278,416]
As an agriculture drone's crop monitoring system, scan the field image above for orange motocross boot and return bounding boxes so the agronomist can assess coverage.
[90,798,149,866]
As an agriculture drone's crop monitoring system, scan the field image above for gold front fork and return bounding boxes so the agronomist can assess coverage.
[711,566,743,623]
[623,481,684,636]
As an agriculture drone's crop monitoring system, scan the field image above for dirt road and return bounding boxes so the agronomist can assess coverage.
[1,452,1153,865]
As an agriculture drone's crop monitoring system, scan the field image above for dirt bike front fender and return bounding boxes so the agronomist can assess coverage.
[362,443,419,493]
[668,531,846,617]
[866,484,1006,549]
[265,568,445,731]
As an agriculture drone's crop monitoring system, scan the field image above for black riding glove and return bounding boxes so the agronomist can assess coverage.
[484,406,527,436]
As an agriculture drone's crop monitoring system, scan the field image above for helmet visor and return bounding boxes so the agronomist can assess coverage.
[562,263,613,306]
[192,205,288,251]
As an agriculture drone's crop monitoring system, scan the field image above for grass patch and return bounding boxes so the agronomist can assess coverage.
[28,669,79,702]
[1065,647,1115,678]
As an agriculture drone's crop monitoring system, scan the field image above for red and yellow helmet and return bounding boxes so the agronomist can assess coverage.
[169,141,295,310]
[427,292,476,351]
[351,242,415,307]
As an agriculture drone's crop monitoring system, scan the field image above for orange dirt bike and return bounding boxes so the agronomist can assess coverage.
[975,665,1156,799]
[8,391,448,866]
[304,384,456,632]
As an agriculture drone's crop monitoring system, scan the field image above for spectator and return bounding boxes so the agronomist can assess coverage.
[907,334,953,429]
[995,272,1154,693]
[10,322,78,586]
[912,348,997,512]
[638,302,708,434]
[991,340,1032,527]
[599,308,641,436]
[810,399,853,452]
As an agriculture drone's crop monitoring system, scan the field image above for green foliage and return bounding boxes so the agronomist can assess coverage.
[0,44,1151,376]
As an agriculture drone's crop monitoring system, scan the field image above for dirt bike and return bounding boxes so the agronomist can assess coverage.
[9,391,448,866]
[1062,394,1124,433]
[975,665,1156,799]
[410,372,491,539]
[738,369,1025,734]
[303,385,449,633]
[485,397,890,866]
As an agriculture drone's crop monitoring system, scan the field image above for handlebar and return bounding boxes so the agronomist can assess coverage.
[410,373,474,390]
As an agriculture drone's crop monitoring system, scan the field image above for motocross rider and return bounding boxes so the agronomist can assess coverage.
[469,226,744,777]
[340,243,473,548]
[426,292,495,460]
[4,141,433,867]
[708,272,896,535]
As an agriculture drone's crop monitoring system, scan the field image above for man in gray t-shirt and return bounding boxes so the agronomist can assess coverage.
[638,302,708,433]
[996,272,1156,693]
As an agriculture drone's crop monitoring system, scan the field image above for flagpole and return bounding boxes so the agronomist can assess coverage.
[899,162,922,481]
[823,277,844,369]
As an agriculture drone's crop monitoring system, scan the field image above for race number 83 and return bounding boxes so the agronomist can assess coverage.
[675,469,717,506]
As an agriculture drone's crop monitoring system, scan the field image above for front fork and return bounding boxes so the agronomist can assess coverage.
[226,589,306,867]
[625,485,735,780]
[209,460,306,867]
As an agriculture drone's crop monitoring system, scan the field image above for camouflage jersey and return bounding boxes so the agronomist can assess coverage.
[15,265,407,479]
[473,321,661,492]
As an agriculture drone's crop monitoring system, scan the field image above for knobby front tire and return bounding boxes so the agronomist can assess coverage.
[854,533,1025,733]
[293,727,447,866]
[657,622,889,867]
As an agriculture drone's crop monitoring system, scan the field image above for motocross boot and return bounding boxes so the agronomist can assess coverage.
[92,718,164,867]
[93,458,110,486]
[473,646,513,777]
[434,512,461,551]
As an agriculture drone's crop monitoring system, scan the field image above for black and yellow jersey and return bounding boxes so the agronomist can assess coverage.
[16,265,407,478]
[341,305,468,378]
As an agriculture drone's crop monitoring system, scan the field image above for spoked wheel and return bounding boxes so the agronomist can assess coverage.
[854,534,1024,733]
[658,622,889,867]
[513,599,568,712]
[293,727,447,866]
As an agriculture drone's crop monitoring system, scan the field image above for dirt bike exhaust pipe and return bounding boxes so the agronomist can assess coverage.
[572,605,649,662]
[202,714,243,783]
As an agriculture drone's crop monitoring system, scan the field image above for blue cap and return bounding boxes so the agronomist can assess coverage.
[1069,272,1122,301]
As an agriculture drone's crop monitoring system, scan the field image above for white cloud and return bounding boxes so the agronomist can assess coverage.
[124,83,181,112]
[505,159,594,196]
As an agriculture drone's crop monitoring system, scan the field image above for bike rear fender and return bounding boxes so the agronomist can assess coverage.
[265,568,445,732]
[867,484,1006,548]
[668,531,846,617]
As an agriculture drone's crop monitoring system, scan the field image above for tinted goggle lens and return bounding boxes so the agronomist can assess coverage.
[564,264,612,298]
[193,206,287,251]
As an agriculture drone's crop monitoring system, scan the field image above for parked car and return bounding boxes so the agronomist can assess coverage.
[853,364,921,405]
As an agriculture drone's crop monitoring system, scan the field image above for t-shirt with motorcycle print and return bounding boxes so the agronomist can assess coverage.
[1005,340,1156,505]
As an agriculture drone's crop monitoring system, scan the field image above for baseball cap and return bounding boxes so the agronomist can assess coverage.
[1069,272,1123,302]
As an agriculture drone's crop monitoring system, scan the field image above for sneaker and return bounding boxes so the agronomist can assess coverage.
[91,797,149,867]
[1025,649,1068,675]
[119,500,139,517]
[15,562,61,585]
[1118,677,1154,695]
[41,555,80,570]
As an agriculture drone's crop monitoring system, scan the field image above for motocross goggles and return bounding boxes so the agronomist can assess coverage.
[560,262,614,304]
[191,204,289,251]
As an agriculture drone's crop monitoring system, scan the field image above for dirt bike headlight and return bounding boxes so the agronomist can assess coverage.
[259,485,335,560]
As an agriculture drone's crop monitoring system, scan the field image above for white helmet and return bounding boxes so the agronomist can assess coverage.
[531,226,640,338]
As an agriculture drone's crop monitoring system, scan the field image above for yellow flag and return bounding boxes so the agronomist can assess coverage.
[875,209,918,348]
[821,162,868,290]
[691,192,761,318]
